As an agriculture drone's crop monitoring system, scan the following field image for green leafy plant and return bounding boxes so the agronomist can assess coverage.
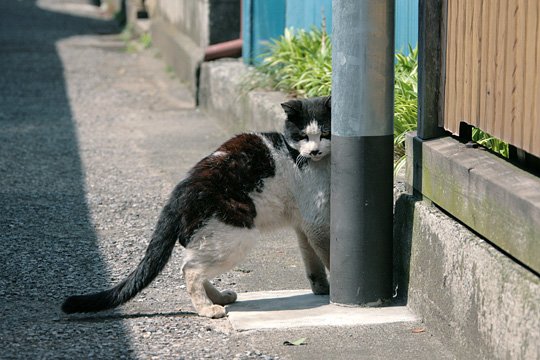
[121,26,153,53]
[472,128,509,158]
[258,27,332,97]
[393,47,418,175]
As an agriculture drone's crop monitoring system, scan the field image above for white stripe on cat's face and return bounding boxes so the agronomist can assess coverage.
[298,120,331,161]
[305,120,320,135]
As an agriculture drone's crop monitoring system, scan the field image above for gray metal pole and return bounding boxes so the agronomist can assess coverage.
[330,0,395,305]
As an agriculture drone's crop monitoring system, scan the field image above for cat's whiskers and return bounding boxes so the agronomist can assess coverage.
[294,155,309,177]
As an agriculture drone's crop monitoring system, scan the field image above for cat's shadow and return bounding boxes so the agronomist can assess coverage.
[61,294,330,321]
[60,310,198,323]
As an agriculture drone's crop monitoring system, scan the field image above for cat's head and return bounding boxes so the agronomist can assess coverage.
[281,96,331,162]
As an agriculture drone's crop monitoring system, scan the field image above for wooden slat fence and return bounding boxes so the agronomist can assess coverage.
[443,0,540,158]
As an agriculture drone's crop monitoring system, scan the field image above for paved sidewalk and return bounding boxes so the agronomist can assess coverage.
[0,1,456,359]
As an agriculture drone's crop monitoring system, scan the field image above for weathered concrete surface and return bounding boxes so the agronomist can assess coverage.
[148,1,210,96]
[149,1,240,96]
[227,290,418,331]
[153,0,209,48]
[199,59,289,133]
[394,194,540,360]
[406,133,540,274]
[150,17,203,96]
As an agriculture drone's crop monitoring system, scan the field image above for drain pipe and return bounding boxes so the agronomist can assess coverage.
[204,38,242,61]
[204,1,243,61]
[330,0,395,305]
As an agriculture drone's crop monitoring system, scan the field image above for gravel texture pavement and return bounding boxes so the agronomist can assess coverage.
[0,1,457,359]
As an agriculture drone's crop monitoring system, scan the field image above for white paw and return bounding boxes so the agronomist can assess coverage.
[198,305,227,319]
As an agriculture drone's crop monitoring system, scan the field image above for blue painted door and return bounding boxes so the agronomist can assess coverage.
[242,0,286,64]
[395,0,418,53]
[285,0,332,33]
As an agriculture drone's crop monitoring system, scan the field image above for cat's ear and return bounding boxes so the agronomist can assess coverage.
[324,96,331,110]
[281,99,303,117]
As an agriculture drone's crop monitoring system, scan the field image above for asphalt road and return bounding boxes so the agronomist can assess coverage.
[0,1,456,359]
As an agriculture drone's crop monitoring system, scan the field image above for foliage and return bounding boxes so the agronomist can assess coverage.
[257,27,332,97]
[472,128,509,158]
[393,47,418,175]
[121,26,152,53]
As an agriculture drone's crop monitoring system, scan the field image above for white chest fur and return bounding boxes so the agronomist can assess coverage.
[291,156,331,227]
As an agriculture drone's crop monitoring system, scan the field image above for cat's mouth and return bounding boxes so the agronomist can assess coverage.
[309,153,327,161]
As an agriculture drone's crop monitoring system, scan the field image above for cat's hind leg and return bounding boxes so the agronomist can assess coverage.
[182,219,257,317]
[295,228,329,295]
[183,265,227,318]
[203,280,237,305]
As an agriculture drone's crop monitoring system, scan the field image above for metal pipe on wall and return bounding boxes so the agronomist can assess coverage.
[330,0,395,305]
[204,0,243,61]
[204,38,242,61]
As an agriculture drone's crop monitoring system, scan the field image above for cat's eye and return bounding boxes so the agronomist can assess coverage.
[320,131,331,139]
[295,132,308,141]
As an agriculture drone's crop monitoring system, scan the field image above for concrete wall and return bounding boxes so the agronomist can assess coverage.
[153,0,209,48]
[398,133,540,359]
[394,194,540,360]
[199,59,287,133]
[147,0,240,95]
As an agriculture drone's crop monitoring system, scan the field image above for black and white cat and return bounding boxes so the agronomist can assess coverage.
[62,96,331,318]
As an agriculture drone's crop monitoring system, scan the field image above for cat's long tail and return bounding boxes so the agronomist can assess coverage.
[61,201,181,314]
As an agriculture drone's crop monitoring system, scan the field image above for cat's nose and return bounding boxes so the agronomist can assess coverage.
[310,150,321,156]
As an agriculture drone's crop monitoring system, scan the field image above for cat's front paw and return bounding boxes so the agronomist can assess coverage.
[311,283,330,295]
[198,304,227,319]
[309,275,330,295]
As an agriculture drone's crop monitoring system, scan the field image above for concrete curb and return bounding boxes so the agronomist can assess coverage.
[199,59,289,133]
[227,290,419,331]
[150,18,203,97]
[394,193,540,360]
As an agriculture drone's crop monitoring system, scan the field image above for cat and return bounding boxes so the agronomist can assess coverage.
[62,95,331,318]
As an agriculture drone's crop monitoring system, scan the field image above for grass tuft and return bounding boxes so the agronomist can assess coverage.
[257,27,332,97]
[121,26,152,53]
[472,128,509,158]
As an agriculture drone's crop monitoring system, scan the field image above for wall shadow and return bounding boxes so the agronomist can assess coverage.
[393,138,423,307]
[393,194,418,306]
[0,0,135,357]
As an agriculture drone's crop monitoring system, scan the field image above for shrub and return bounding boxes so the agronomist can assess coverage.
[393,47,418,174]
[472,128,509,158]
[258,27,332,97]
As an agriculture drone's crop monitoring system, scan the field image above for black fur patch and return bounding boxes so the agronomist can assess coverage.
[173,134,276,247]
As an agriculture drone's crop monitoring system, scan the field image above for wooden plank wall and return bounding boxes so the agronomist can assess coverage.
[444,0,540,158]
